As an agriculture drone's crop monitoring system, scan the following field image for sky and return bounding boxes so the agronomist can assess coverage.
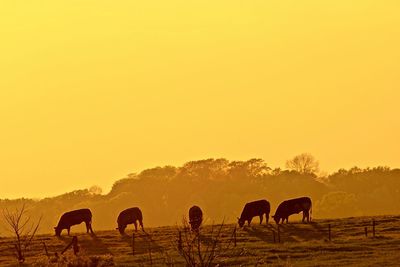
[0,0,399,199]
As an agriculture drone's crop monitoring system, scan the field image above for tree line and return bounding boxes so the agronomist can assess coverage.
[1,155,400,235]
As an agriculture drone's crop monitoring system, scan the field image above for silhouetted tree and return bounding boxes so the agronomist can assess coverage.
[89,185,103,195]
[286,153,319,175]
[228,159,269,180]
[2,159,400,232]
[2,204,41,263]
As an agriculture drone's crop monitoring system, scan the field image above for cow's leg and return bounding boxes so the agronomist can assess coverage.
[266,213,269,224]
[139,220,144,230]
[286,217,289,224]
[67,227,70,236]
[259,215,263,224]
[305,211,310,223]
[302,212,306,223]
[248,218,252,226]
[134,221,138,231]
[89,222,94,234]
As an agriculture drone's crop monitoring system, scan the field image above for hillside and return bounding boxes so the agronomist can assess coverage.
[1,215,400,266]
[2,159,400,236]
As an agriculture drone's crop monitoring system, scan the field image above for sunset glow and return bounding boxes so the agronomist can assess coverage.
[1,0,399,198]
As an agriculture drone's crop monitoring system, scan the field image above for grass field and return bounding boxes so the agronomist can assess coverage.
[1,215,400,266]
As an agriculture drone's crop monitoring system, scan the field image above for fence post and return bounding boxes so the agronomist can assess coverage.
[132,233,135,255]
[72,236,79,255]
[328,224,331,241]
[62,236,78,255]
[364,227,368,237]
[372,220,376,238]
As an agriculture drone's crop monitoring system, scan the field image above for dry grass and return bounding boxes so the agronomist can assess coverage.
[0,215,400,266]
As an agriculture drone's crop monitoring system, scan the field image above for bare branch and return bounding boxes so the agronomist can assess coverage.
[2,203,41,263]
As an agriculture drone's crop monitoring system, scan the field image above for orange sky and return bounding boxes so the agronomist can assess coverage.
[1,1,399,198]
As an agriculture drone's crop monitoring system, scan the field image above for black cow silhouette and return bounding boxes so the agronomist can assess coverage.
[189,205,203,232]
[116,207,144,235]
[54,208,94,236]
[238,199,270,227]
[272,197,312,224]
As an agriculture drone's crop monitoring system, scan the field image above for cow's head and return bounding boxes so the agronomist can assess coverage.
[116,225,126,235]
[54,226,61,236]
[237,217,245,228]
[271,215,280,224]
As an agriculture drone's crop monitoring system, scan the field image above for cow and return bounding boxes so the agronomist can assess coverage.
[116,207,144,235]
[272,197,312,224]
[54,208,94,236]
[237,199,270,227]
[189,206,203,232]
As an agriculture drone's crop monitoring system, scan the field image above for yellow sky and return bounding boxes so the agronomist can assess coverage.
[1,1,399,198]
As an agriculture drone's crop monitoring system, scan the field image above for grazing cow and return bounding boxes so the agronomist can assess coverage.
[237,199,270,227]
[116,207,144,235]
[189,206,203,231]
[54,208,94,236]
[272,197,312,224]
